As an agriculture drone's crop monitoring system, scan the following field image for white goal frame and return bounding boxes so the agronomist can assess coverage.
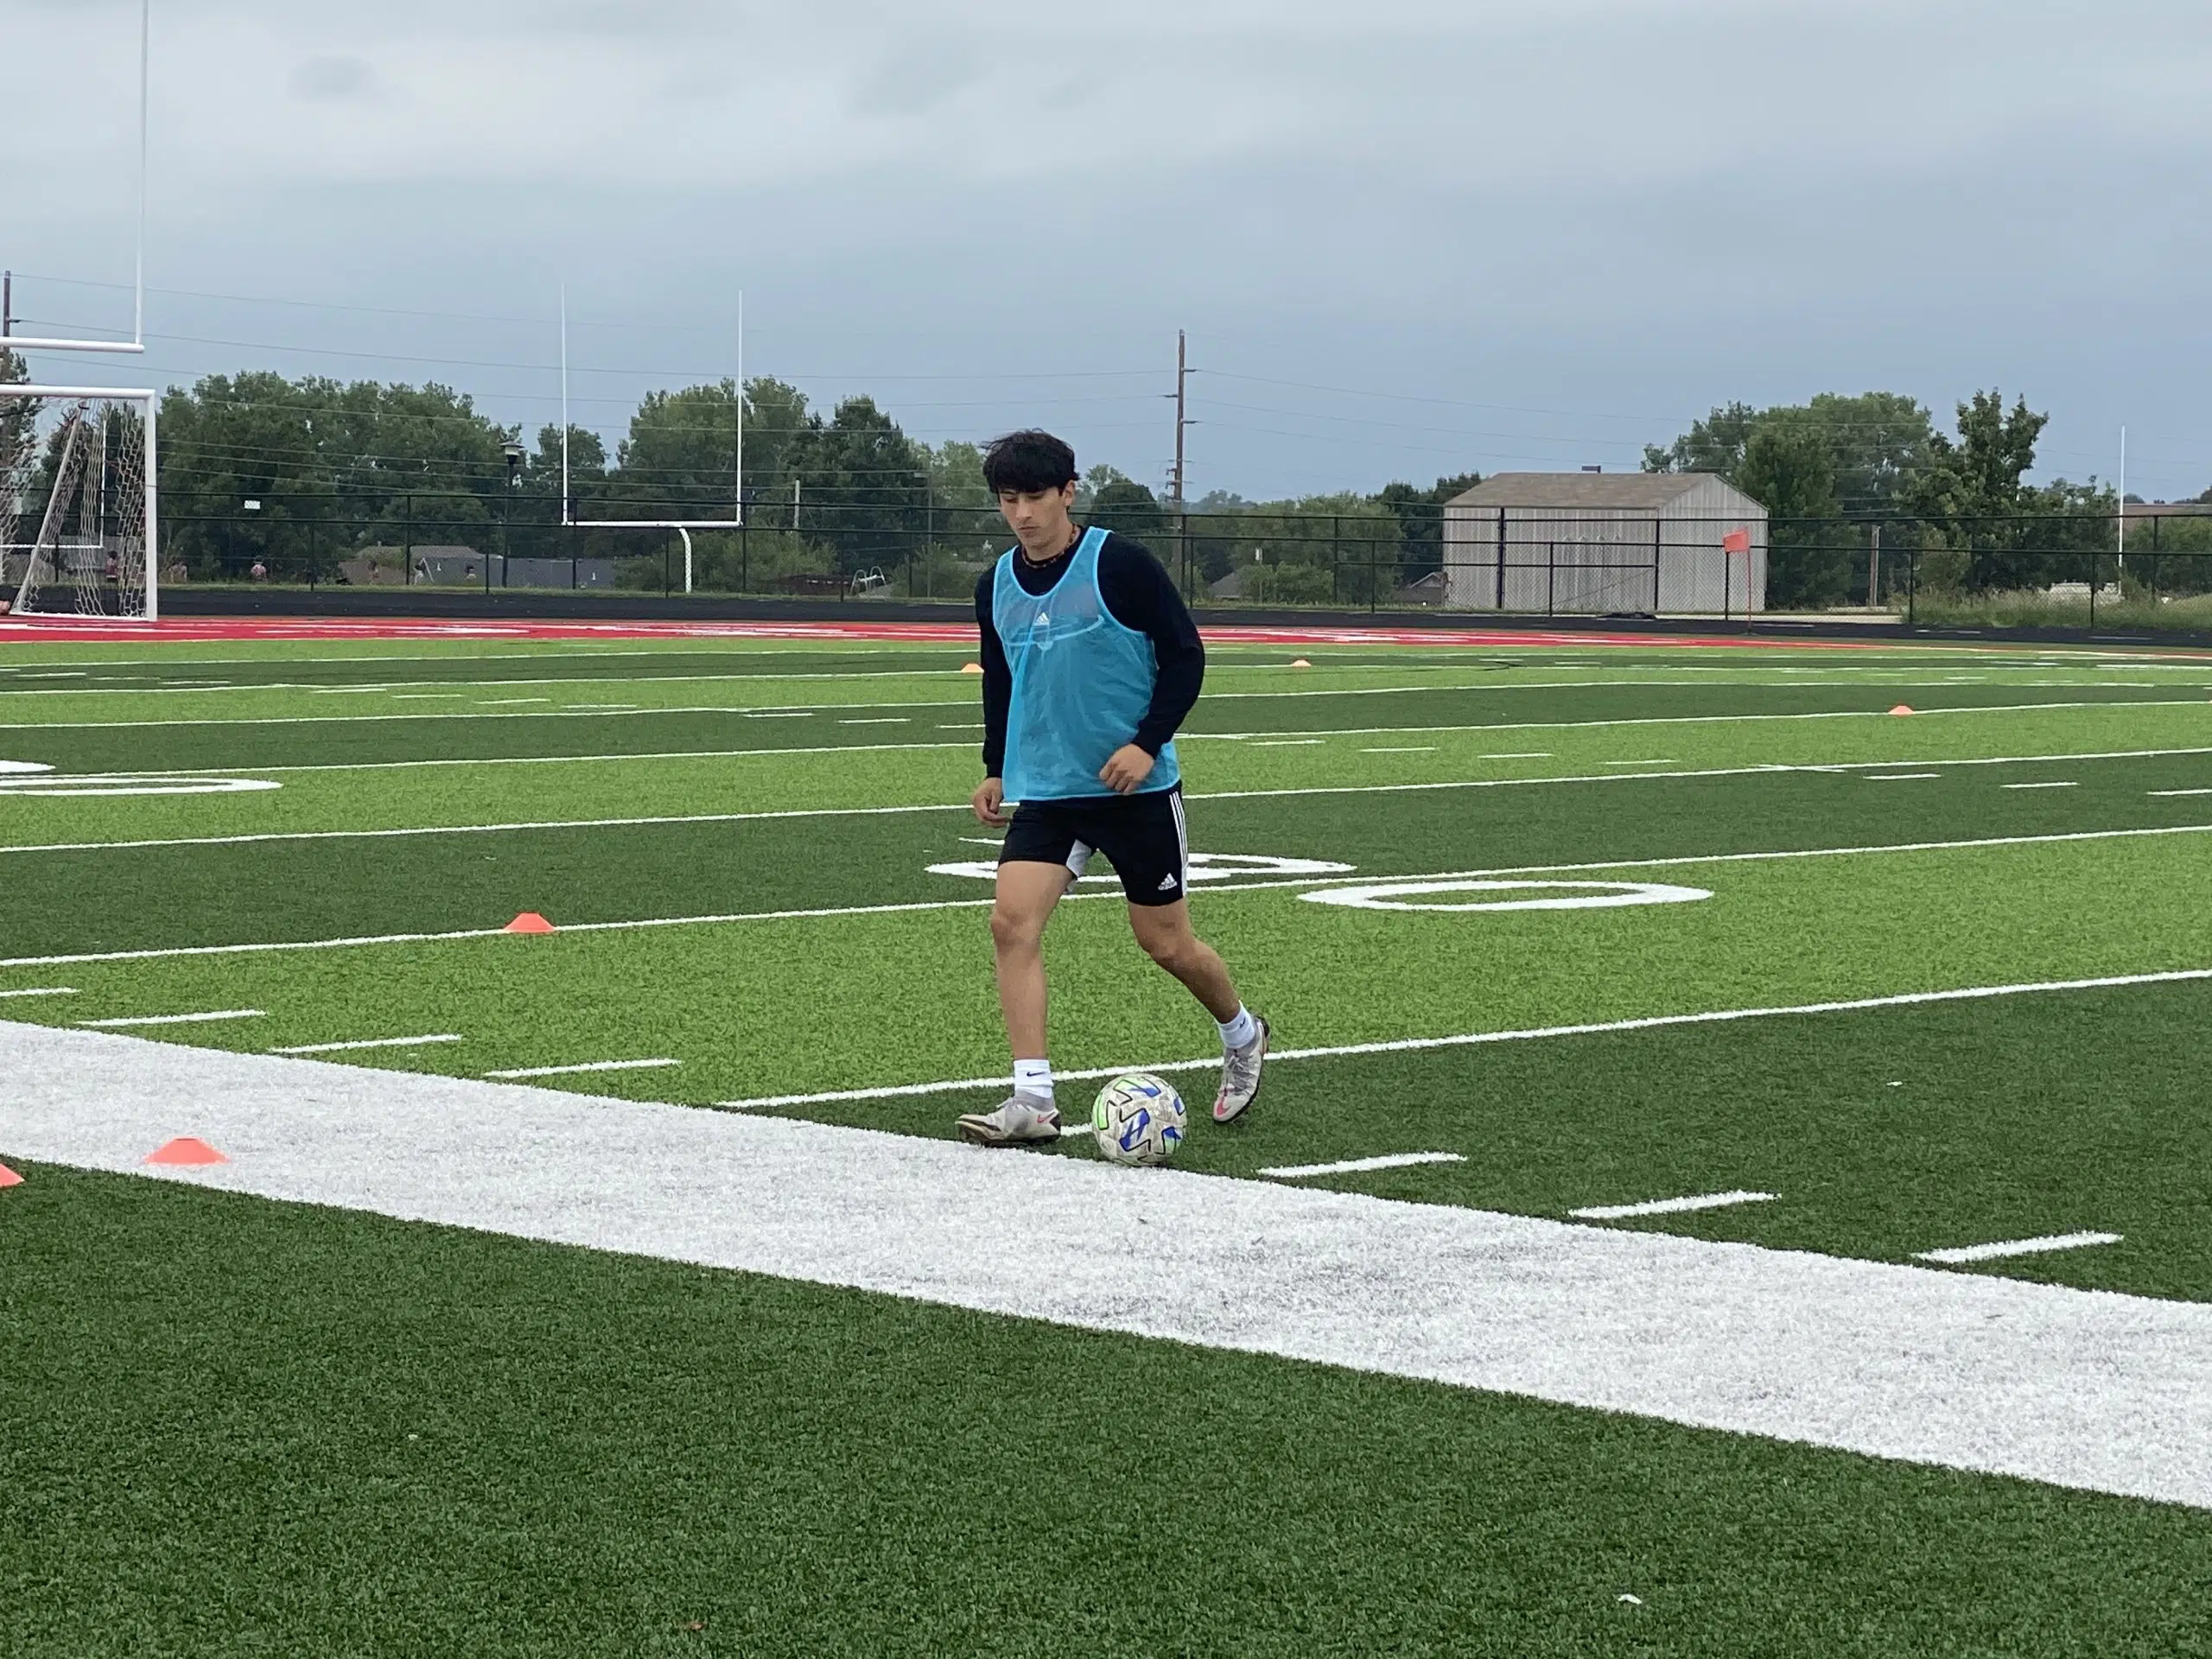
[0,385,159,621]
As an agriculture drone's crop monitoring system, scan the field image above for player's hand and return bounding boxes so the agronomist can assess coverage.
[1098,744,1155,796]
[972,776,1009,825]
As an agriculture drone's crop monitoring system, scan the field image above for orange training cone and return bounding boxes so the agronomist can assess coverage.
[961,662,984,674]
[0,1161,22,1188]
[505,912,556,934]
[1290,658,1313,669]
[146,1137,226,1166]
[1890,704,1914,715]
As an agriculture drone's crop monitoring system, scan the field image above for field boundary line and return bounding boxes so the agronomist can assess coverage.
[715,968,2212,1109]
[3,691,2207,736]
[8,747,2212,859]
[10,822,2212,969]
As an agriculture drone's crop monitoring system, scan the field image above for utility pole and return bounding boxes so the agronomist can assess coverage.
[1171,328,1188,508]
[3,270,11,336]
[1171,329,1190,594]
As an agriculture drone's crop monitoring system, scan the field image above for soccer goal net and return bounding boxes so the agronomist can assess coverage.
[0,386,156,620]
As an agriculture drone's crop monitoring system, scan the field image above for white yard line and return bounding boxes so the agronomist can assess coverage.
[2001,781,2079,790]
[1362,746,1437,753]
[1868,772,1940,780]
[270,1033,464,1055]
[2150,788,2212,798]
[717,967,2212,1109]
[10,747,2212,861]
[1260,1152,1467,1179]
[483,1058,683,1078]
[3,1021,2210,1510]
[3,693,2202,735]
[1916,1232,2123,1265]
[0,986,76,998]
[11,823,2212,971]
[79,1009,264,1028]
[1572,1191,1778,1221]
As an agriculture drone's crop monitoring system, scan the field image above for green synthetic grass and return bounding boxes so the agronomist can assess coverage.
[3,1164,2207,1657]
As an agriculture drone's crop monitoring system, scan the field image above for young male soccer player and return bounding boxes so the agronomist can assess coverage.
[956,429,1268,1147]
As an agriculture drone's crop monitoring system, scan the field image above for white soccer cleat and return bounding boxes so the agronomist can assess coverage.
[1212,1015,1270,1123]
[956,1093,1063,1147]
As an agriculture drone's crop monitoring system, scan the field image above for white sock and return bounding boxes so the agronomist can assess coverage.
[1218,1006,1258,1050]
[1014,1058,1054,1103]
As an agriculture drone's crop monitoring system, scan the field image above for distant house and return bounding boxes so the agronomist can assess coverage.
[1441,473,1769,614]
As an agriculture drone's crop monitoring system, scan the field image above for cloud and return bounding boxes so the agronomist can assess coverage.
[288,54,375,103]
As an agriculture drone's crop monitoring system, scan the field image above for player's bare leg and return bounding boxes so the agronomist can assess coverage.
[959,860,1074,1147]
[1128,900,1269,1122]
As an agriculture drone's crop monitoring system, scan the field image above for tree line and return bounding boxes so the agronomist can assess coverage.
[5,351,2195,601]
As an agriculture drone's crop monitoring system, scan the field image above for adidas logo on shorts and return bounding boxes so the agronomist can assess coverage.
[1158,874,1179,891]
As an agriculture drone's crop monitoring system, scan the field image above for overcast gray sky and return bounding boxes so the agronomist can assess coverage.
[10,0,2212,499]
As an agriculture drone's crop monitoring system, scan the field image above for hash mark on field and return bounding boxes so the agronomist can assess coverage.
[1571,1190,1777,1221]
[1259,1152,1467,1179]
[1250,739,1324,747]
[1604,759,1676,766]
[2150,787,2212,797]
[480,697,552,705]
[1480,751,1553,759]
[838,717,910,725]
[81,1009,265,1028]
[1363,746,1437,753]
[484,1057,682,1078]
[392,693,467,700]
[1916,1231,2121,1265]
[1868,772,1940,781]
[271,1033,465,1055]
[2001,781,2078,790]
[0,985,76,999]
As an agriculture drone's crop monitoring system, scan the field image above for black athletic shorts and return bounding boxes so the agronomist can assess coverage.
[1001,785,1189,906]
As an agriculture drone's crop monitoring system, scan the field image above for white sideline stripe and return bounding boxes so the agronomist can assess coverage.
[1916,1232,2123,1265]
[0,985,76,998]
[80,1008,264,1028]
[270,1033,464,1055]
[483,1057,682,1078]
[1572,1191,1778,1221]
[3,691,2204,735]
[11,822,2212,971]
[3,1021,2210,1511]
[1260,1152,1467,1179]
[10,745,2212,860]
[717,968,2212,1109]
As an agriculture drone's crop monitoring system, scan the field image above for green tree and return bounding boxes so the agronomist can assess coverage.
[1090,478,1166,544]
[1737,420,1846,606]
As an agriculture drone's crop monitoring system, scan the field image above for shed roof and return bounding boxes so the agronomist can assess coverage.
[1446,473,1724,510]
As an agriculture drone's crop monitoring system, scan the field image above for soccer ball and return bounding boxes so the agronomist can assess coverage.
[1092,1072,1187,1166]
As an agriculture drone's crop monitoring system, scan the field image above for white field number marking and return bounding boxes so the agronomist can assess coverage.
[1572,1191,1777,1220]
[1916,1231,2122,1264]
[0,773,281,798]
[927,851,1356,885]
[1302,880,1711,913]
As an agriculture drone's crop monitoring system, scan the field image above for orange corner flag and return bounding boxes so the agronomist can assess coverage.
[0,1162,22,1188]
[505,912,556,934]
[1890,704,1914,716]
[146,1137,227,1166]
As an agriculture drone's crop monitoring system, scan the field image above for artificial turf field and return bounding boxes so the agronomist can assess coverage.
[3,620,2212,1654]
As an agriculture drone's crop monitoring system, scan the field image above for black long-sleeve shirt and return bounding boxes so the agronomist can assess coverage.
[976,530,1205,777]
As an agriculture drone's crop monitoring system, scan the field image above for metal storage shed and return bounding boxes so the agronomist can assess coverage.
[1440,473,1769,614]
